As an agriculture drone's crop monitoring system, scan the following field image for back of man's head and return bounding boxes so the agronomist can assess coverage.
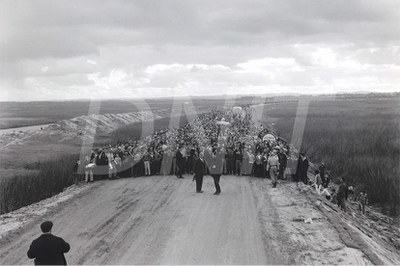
[40,221,53,233]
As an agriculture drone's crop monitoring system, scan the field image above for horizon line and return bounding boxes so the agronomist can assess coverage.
[1,91,399,103]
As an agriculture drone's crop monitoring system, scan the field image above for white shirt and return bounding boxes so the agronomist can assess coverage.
[267,155,279,168]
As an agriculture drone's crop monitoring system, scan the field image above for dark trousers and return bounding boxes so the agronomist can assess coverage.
[338,197,347,212]
[176,160,184,177]
[254,164,262,177]
[195,175,203,192]
[278,166,285,179]
[226,159,234,174]
[359,203,366,214]
[212,174,221,193]
[235,160,241,175]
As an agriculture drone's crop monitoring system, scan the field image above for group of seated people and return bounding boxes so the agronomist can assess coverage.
[307,166,369,215]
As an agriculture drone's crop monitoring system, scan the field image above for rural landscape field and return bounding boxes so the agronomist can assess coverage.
[0,93,400,265]
[2,1,400,264]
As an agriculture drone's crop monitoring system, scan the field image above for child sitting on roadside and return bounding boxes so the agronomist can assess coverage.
[320,185,332,200]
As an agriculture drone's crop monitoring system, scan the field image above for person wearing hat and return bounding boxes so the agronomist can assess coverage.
[27,221,70,265]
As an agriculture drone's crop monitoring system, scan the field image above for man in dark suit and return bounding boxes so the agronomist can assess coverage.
[193,151,206,193]
[175,147,184,178]
[234,147,243,176]
[296,153,309,185]
[27,221,70,265]
[210,148,224,195]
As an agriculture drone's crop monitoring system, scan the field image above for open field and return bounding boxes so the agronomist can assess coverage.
[0,97,248,129]
[0,97,240,168]
[2,175,398,265]
[261,94,400,215]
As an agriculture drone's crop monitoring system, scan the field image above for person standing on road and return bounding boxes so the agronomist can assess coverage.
[181,145,188,174]
[175,146,184,178]
[27,221,70,265]
[277,149,287,180]
[143,151,152,176]
[248,150,255,176]
[84,155,94,183]
[226,147,234,175]
[296,153,309,185]
[254,152,264,177]
[193,151,206,193]
[210,148,224,195]
[234,146,243,176]
[267,150,280,188]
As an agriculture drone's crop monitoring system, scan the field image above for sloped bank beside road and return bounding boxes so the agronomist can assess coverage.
[0,107,202,169]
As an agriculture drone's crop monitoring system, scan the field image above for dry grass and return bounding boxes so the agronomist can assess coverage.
[271,96,400,216]
[0,155,78,213]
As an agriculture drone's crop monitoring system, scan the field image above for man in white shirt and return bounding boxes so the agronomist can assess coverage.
[267,150,280,188]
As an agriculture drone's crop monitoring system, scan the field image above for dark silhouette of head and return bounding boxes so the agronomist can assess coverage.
[40,221,53,233]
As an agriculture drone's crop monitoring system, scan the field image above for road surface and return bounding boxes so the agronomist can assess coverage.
[0,175,382,264]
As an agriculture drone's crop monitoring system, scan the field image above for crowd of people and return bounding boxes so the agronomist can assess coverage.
[76,106,368,212]
[77,107,292,185]
[30,106,372,265]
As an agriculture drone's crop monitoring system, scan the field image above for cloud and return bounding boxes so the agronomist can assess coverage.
[0,0,399,100]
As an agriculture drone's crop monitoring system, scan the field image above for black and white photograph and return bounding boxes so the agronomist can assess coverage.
[0,0,399,265]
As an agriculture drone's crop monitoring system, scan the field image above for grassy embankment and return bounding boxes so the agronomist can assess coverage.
[267,96,400,216]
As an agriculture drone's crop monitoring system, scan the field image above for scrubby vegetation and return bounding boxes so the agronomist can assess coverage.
[0,155,78,213]
[270,96,400,216]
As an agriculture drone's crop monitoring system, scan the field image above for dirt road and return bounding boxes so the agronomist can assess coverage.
[0,175,392,265]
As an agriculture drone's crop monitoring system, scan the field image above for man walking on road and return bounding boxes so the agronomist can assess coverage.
[210,148,224,195]
[193,151,206,193]
[27,221,70,265]
[267,150,280,188]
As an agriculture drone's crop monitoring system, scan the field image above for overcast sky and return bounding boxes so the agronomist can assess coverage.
[1,0,399,101]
